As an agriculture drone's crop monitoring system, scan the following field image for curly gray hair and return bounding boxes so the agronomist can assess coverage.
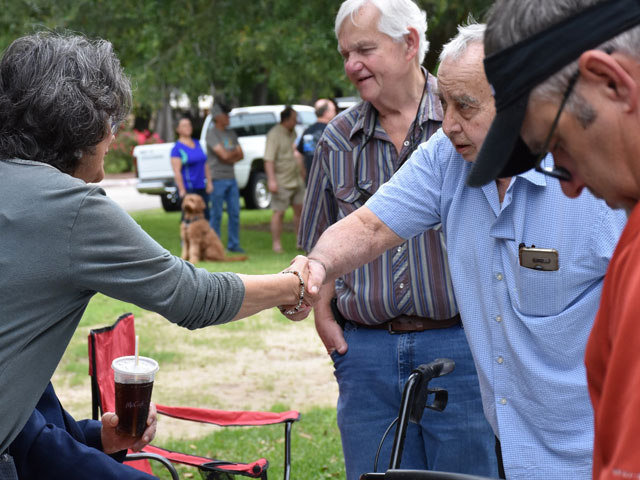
[0,32,132,175]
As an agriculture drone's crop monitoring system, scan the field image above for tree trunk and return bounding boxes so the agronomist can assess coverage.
[252,80,268,106]
[155,88,174,142]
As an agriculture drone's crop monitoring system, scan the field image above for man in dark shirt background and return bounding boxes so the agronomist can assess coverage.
[296,98,338,185]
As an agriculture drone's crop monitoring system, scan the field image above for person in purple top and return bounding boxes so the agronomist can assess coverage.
[170,117,212,220]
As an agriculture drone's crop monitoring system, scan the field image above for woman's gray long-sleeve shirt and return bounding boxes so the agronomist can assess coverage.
[0,158,245,453]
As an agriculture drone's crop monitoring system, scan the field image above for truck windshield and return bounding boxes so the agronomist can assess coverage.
[297,111,316,125]
[229,112,277,137]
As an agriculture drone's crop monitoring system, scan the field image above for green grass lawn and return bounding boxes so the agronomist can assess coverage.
[51,206,345,480]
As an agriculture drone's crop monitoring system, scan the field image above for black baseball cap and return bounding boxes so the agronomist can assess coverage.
[467,0,640,187]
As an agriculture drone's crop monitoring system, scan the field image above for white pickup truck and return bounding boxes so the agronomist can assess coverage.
[133,104,317,211]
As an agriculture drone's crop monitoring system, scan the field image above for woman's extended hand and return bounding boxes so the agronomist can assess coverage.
[280,256,328,321]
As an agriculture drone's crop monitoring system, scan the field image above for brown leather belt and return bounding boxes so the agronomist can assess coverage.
[356,314,461,334]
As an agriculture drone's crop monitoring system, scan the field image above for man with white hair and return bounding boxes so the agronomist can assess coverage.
[299,22,626,479]
[467,1,640,477]
[296,2,496,479]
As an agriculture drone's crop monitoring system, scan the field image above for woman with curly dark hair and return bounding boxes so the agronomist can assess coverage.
[0,32,310,476]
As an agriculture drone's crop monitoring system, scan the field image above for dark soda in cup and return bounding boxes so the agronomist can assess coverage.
[112,356,159,438]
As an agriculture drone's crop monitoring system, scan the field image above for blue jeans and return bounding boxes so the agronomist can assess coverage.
[0,453,17,480]
[331,322,498,480]
[210,179,241,250]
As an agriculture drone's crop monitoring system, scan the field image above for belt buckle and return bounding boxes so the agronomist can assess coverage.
[388,319,427,334]
[387,322,400,335]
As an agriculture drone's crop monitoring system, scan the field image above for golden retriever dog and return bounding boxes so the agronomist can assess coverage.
[180,194,248,263]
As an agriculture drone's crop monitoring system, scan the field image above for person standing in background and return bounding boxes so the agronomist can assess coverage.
[206,104,245,253]
[296,99,338,185]
[264,106,306,253]
[170,116,212,220]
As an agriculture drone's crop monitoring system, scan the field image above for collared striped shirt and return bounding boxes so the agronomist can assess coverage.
[298,72,458,325]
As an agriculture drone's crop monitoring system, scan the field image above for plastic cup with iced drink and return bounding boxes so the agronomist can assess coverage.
[111,356,159,437]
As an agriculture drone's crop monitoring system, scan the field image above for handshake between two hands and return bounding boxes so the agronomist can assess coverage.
[277,255,328,321]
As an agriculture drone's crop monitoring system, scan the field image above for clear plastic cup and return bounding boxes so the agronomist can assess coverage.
[111,356,159,437]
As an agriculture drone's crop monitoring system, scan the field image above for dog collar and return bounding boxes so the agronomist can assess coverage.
[183,215,203,225]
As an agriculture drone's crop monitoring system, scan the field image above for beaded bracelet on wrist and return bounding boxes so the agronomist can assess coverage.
[278,270,305,315]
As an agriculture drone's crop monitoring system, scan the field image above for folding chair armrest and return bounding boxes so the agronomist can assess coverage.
[126,452,179,480]
[142,445,269,478]
[155,404,300,426]
[155,404,299,480]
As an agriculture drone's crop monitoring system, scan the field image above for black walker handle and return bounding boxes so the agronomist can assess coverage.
[388,358,456,470]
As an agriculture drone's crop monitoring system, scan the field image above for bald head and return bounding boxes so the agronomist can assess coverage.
[314,98,337,123]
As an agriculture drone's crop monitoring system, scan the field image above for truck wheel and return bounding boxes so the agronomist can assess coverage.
[244,171,271,210]
[160,192,182,212]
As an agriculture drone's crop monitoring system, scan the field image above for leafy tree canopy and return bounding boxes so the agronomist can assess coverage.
[0,0,493,111]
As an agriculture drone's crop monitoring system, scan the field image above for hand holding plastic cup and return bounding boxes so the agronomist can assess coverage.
[112,355,159,438]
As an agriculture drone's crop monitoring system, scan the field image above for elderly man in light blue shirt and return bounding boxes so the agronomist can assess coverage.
[300,23,627,479]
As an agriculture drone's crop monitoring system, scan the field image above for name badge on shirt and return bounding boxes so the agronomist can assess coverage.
[519,244,559,271]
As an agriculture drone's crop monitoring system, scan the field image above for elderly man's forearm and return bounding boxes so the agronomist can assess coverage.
[308,206,402,282]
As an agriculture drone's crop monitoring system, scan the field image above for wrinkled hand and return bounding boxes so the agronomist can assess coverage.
[278,255,312,321]
[101,403,157,454]
[306,259,328,304]
[315,313,348,355]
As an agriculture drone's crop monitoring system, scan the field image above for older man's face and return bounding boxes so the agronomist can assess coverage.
[519,59,639,210]
[437,43,495,162]
[338,3,414,106]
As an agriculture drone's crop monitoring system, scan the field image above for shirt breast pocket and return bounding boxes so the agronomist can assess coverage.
[515,266,564,316]
[334,185,367,215]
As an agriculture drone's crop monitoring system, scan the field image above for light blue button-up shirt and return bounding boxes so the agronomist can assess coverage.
[367,129,626,479]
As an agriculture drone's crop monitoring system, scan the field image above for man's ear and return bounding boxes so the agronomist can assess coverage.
[404,27,420,62]
[578,50,638,113]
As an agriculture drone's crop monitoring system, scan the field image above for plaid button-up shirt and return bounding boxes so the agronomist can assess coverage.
[298,71,458,325]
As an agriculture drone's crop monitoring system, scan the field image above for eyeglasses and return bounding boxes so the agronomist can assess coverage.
[533,71,580,182]
[110,118,120,136]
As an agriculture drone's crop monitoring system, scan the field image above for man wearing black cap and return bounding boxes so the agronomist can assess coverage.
[298,22,626,479]
[471,0,640,477]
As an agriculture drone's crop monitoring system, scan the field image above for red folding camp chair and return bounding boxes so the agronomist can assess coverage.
[88,313,300,480]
